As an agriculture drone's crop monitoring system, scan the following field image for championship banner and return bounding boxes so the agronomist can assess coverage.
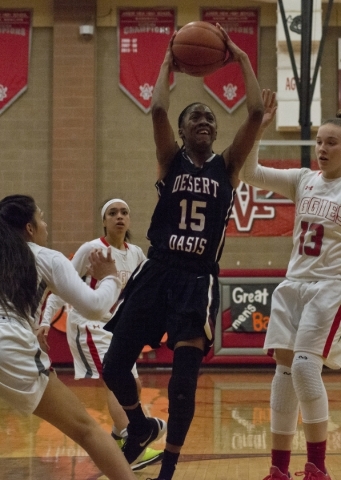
[118,8,176,113]
[201,8,258,113]
[0,9,32,115]
[227,159,317,236]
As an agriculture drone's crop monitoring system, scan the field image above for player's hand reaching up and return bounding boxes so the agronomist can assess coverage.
[166,31,182,73]
[216,24,247,65]
[257,89,277,139]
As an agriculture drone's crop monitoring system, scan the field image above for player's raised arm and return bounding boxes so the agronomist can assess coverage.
[219,29,264,187]
[151,34,180,180]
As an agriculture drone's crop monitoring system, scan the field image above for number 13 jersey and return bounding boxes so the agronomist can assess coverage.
[288,169,341,281]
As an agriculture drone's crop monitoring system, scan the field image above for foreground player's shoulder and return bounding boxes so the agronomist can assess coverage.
[27,241,44,258]
[30,245,69,283]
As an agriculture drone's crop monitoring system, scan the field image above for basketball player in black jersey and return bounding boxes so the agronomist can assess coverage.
[103,25,264,480]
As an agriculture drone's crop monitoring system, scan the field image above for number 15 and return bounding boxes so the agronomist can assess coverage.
[179,200,207,232]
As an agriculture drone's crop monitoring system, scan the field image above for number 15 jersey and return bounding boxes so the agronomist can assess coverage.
[147,149,235,265]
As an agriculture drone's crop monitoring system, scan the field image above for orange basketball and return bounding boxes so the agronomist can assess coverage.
[172,21,228,77]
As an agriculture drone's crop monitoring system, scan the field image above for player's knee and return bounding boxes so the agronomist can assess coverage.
[270,367,298,414]
[168,374,196,419]
[103,362,138,405]
[102,353,122,392]
[270,365,299,435]
[291,352,324,403]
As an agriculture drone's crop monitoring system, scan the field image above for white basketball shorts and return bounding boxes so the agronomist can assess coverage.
[66,311,138,379]
[0,315,50,415]
[265,279,341,369]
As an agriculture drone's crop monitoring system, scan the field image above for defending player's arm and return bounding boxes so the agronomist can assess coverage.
[219,30,264,188]
[151,34,180,180]
[41,242,92,327]
[40,248,121,320]
[239,89,300,202]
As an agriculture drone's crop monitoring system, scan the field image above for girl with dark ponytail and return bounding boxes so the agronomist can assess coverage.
[0,194,136,480]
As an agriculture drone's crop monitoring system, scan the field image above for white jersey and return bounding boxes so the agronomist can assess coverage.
[0,242,121,414]
[29,242,122,326]
[72,237,145,298]
[43,237,146,324]
[43,237,146,379]
[239,142,341,281]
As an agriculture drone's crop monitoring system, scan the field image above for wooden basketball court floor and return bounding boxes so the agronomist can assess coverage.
[0,368,340,480]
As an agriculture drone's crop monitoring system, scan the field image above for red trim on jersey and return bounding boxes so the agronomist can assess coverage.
[323,305,341,358]
[100,236,110,247]
[100,236,129,250]
[85,326,103,375]
[90,277,97,289]
[267,348,275,358]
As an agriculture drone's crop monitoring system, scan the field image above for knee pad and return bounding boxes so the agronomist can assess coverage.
[166,346,203,446]
[167,374,196,446]
[102,354,139,406]
[168,346,202,419]
[270,365,299,435]
[292,352,328,424]
[168,374,196,419]
[291,352,324,402]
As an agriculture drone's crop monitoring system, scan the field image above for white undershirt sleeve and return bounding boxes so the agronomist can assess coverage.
[239,140,302,203]
[37,249,121,320]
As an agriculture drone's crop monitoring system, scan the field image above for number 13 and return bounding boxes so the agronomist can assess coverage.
[299,221,324,256]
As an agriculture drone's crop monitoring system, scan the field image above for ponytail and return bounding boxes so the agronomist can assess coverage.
[0,196,38,320]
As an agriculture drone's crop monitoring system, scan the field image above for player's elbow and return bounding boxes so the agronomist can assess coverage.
[151,104,168,123]
[249,104,264,126]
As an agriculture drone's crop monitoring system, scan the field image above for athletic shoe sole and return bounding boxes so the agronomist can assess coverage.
[132,450,164,471]
[123,417,167,465]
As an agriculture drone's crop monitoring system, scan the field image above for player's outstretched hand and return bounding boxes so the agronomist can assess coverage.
[257,89,277,139]
[36,325,50,353]
[88,247,118,281]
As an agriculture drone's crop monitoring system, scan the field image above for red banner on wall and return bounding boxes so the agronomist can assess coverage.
[0,9,32,115]
[227,159,318,236]
[118,8,176,113]
[201,8,258,113]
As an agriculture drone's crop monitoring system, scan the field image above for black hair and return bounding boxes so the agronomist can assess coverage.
[177,102,215,128]
[178,103,199,128]
[100,200,131,242]
[0,194,37,234]
[0,196,38,321]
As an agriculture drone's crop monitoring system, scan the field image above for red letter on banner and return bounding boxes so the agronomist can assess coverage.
[0,9,32,115]
[118,8,176,113]
[201,8,258,114]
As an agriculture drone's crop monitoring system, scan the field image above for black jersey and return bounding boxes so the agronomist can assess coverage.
[147,149,235,265]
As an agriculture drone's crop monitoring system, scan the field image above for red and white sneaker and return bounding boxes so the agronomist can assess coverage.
[295,463,331,480]
[263,466,293,479]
